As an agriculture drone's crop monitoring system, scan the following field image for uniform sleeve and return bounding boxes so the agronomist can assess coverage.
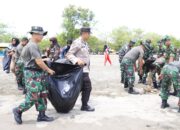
[170,47,176,58]
[65,42,80,65]
[29,44,41,59]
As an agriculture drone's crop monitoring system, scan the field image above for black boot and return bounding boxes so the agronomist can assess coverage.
[170,89,177,96]
[138,76,143,83]
[142,78,147,85]
[37,111,54,122]
[161,100,170,109]
[128,87,139,95]
[81,105,95,112]
[124,81,128,88]
[153,82,158,89]
[13,108,22,124]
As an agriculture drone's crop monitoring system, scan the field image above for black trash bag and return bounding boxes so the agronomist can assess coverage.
[47,62,83,113]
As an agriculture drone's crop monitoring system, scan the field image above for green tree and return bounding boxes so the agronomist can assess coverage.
[61,5,95,40]
[0,22,13,43]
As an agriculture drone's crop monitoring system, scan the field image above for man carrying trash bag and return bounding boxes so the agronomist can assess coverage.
[66,27,95,112]
[12,26,55,124]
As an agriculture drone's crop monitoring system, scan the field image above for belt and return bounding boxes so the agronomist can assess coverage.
[24,67,43,72]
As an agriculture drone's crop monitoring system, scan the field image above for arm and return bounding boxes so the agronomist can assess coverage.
[138,58,144,75]
[35,58,54,75]
[66,42,84,66]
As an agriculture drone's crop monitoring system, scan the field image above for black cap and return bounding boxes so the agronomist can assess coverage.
[29,26,48,36]
[80,27,91,33]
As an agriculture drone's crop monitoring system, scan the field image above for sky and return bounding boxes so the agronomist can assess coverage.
[0,0,180,39]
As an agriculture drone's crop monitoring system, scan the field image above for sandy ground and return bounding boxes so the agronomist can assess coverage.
[0,55,180,130]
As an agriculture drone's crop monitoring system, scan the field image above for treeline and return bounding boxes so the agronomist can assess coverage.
[1,5,180,52]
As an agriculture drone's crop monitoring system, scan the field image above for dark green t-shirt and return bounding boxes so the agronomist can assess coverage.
[21,40,41,69]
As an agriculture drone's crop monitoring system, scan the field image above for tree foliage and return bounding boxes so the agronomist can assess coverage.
[61,5,95,40]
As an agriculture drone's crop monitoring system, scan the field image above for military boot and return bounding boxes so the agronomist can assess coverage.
[13,108,22,124]
[170,89,177,96]
[37,111,54,122]
[153,81,158,89]
[128,87,139,95]
[81,105,95,112]
[161,100,170,109]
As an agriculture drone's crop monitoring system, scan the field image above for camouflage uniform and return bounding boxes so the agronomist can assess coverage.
[19,70,48,112]
[151,57,166,88]
[121,46,144,89]
[160,63,180,100]
[140,43,154,84]
[14,44,25,90]
[14,60,25,90]
[157,45,165,58]
[164,45,176,63]
[121,58,135,86]
[17,40,49,112]
[119,44,132,83]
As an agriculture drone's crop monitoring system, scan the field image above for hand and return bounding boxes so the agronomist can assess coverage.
[47,68,55,75]
[158,74,163,80]
[77,59,85,66]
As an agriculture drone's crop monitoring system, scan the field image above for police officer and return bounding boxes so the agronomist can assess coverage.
[119,39,136,83]
[14,37,29,93]
[121,42,151,94]
[66,27,95,112]
[159,61,180,112]
[13,26,55,124]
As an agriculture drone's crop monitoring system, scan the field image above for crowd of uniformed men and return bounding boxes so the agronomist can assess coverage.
[2,26,180,125]
[119,36,180,112]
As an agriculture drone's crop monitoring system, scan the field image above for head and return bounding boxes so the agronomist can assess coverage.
[29,26,47,43]
[21,37,29,46]
[157,40,162,47]
[163,35,171,46]
[129,39,136,48]
[11,38,20,47]
[67,39,73,47]
[146,39,152,44]
[49,37,58,46]
[142,42,152,52]
[80,27,91,41]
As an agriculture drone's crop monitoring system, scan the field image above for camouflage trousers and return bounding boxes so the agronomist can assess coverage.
[160,65,180,100]
[14,60,25,90]
[18,70,49,112]
[121,58,135,87]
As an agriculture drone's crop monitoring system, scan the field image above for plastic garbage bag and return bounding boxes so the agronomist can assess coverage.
[47,62,83,113]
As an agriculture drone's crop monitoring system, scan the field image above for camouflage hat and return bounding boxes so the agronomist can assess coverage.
[153,57,166,69]
[145,39,152,44]
[130,39,136,44]
[142,42,152,51]
[162,35,171,41]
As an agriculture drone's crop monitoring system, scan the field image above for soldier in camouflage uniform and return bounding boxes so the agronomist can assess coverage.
[13,26,55,124]
[121,42,151,94]
[157,40,165,58]
[119,39,136,83]
[159,61,180,112]
[163,35,176,63]
[138,39,154,84]
[163,35,177,96]
[151,57,166,88]
[14,37,29,93]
